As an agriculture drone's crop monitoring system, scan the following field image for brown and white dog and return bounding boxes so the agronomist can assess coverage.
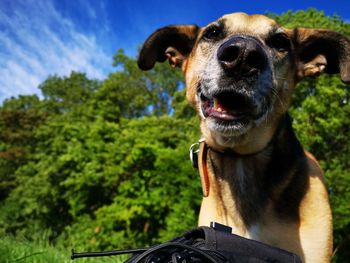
[137,12,350,263]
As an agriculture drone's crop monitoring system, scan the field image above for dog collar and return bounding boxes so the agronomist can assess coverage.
[189,115,289,198]
[189,137,274,198]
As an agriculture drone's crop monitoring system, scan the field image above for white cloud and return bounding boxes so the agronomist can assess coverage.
[78,0,97,20]
[0,0,113,103]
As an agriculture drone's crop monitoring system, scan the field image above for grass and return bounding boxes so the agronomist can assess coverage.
[0,235,127,263]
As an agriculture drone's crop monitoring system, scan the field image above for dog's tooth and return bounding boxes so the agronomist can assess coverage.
[214,98,227,112]
[214,98,218,109]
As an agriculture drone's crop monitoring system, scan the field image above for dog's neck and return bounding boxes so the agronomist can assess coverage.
[203,114,308,227]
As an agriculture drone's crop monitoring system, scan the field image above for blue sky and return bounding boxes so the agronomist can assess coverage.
[1,0,350,103]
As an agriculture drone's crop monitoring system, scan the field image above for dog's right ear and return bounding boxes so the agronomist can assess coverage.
[290,28,350,83]
[138,25,199,71]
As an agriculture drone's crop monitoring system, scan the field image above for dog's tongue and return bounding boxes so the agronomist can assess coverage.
[211,98,245,120]
[213,98,241,114]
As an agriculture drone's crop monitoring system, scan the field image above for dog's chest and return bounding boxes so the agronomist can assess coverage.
[209,153,271,229]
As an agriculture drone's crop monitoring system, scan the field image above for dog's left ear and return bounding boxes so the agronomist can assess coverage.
[291,28,350,83]
[138,25,199,70]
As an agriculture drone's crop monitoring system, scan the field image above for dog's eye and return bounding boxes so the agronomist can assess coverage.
[203,26,221,40]
[268,33,291,52]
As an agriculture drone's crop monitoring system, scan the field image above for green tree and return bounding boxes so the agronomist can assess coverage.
[0,95,47,201]
[39,71,100,113]
[0,49,198,250]
[93,49,183,121]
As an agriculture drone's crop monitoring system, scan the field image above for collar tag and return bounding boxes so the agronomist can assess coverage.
[189,142,200,169]
[189,138,205,169]
[190,139,210,197]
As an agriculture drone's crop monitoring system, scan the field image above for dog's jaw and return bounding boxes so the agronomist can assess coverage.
[198,91,254,136]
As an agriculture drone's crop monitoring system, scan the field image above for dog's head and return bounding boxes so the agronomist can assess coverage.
[138,12,350,153]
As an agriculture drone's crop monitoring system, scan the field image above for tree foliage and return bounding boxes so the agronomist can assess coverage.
[0,8,349,262]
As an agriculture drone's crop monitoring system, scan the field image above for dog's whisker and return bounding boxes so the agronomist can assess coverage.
[270,87,285,109]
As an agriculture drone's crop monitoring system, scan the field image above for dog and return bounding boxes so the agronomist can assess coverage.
[137,12,350,263]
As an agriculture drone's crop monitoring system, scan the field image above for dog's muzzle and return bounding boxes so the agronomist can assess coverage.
[198,36,271,135]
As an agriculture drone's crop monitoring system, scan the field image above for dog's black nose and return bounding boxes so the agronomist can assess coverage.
[217,36,267,75]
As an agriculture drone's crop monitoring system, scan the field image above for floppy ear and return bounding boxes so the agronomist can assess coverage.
[291,28,350,83]
[138,25,199,70]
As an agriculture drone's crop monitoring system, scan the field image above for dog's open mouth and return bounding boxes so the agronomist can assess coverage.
[200,91,253,122]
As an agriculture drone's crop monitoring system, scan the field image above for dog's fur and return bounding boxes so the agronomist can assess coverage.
[138,13,350,263]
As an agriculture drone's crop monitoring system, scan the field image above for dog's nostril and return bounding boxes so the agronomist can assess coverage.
[245,50,266,71]
[218,37,268,75]
[218,45,240,64]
